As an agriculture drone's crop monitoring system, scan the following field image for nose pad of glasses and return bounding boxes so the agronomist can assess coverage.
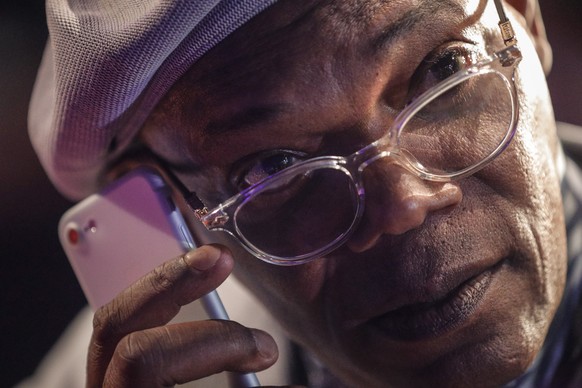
[347,161,463,252]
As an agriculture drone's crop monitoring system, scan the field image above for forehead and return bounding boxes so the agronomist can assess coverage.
[188,0,469,89]
[143,0,487,166]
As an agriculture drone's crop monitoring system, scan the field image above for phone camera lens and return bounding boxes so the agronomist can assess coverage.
[85,220,97,233]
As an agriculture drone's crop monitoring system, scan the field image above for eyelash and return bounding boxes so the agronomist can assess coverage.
[231,149,308,190]
[407,43,477,103]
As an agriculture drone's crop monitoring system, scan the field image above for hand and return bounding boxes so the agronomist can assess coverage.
[86,244,278,387]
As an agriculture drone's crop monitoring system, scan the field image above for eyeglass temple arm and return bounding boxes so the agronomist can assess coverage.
[179,187,209,220]
[174,182,210,220]
[493,0,518,46]
[158,162,210,219]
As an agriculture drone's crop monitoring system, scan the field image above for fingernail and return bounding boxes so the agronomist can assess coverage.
[184,247,221,271]
[251,329,278,360]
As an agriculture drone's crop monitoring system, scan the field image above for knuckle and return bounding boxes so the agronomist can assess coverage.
[113,331,160,380]
[116,332,147,366]
[92,301,124,341]
[145,255,192,297]
[147,264,175,295]
[111,327,181,387]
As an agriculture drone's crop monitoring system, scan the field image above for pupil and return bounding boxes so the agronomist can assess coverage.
[431,52,462,81]
[262,154,292,176]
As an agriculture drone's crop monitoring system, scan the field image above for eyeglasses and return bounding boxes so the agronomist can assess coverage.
[185,1,522,266]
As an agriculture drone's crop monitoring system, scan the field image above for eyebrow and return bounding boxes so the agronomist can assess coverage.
[371,9,424,53]
[204,103,291,135]
[205,0,463,136]
[372,0,463,54]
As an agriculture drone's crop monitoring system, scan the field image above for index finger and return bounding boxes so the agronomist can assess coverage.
[88,244,233,386]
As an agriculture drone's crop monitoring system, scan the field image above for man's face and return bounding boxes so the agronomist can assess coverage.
[140,0,567,386]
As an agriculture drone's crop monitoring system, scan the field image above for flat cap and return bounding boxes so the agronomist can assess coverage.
[29,0,276,199]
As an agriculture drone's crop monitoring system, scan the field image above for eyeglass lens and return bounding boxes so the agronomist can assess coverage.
[235,167,359,258]
[399,71,513,175]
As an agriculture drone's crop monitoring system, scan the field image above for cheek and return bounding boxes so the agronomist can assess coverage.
[512,126,567,320]
[463,22,568,365]
[481,40,568,324]
[195,226,334,343]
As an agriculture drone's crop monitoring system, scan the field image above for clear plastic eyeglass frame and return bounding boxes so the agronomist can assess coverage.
[190,2,523,266]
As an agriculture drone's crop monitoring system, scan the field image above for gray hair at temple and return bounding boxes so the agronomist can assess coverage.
[28,0,277,200]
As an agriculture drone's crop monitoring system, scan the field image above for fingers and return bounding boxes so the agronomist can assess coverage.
[104,321,278,387]
[95,244,232,332]
[87,244,249,387]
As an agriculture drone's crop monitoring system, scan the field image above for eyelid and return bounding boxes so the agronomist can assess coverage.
[422,42,479,73]
[229,149,308,189]
[406,41,480,102]
[426,41,481,71]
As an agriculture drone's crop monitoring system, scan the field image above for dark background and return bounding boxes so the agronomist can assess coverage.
[0,1,84,386]
[1,1,581,386]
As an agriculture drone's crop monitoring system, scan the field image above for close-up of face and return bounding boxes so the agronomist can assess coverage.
[139,0,567,386]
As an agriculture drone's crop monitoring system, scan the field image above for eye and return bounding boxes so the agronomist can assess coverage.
[408,45,477,102]
[231,150,307,190]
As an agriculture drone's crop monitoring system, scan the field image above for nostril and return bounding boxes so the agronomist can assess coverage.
[433,183,464,211]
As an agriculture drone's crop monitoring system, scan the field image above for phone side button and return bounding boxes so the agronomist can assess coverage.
[179,225,195,249]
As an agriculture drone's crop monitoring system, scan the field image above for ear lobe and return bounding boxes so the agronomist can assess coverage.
[504,0,553,74]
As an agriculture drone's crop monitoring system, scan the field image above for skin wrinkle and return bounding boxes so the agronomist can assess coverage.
[179,2,328,141]
[514,33,566,318]
[320,177,520,384]
[370,0,471,55]
[182,1,468,146]
[132,0,568,386]
[157,326,180,386]
[499,140,556,324]
[113,327,174,386]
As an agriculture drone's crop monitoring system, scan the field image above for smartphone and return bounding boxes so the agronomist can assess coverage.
[58,167,259,387]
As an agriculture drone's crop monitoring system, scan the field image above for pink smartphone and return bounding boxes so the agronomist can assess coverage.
[58,168,260,387]
[58,167,199,309]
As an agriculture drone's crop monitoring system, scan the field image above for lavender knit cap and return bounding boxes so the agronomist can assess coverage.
[29,0,277,199]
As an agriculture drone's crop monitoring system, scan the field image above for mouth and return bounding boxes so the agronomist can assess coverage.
[369,262,502,341]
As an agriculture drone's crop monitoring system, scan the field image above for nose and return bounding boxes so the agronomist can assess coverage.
[347,159,463,252]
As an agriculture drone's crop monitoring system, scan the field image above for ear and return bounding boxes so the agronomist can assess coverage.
[504,0,552,74]
[100,139,174,190]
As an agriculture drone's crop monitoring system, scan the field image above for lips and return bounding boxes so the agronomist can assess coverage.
[368,263,500,341]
